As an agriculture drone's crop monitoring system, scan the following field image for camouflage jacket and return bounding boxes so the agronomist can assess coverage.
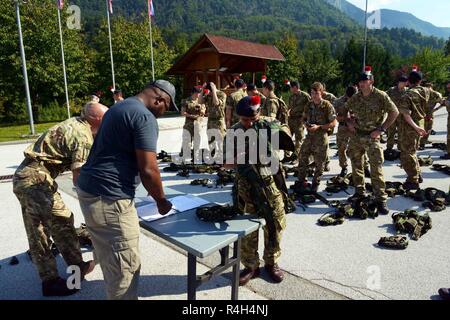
[303,99,336,136]
[205,90,227,120]
[224,116,292,165]
[22,117,93,177]
[226,88,247,124]
[386,86,407,108]
[261,92,280,119]
[346,87,398,133]
[322,91,337,104]
[181,96,206,124]
[333,95,349,118]
[288,90,311,118]
[398,86,442,123]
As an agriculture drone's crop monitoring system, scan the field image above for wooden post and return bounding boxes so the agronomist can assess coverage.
[216,70,220,89]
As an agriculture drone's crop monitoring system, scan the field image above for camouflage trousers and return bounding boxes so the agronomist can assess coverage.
[419,116,433,147]
[286,117,305,157]
[348,134,387,203]
[12,160,82,282]
[207,119,226,159]
[399,123,422,183]
[337,125,369,168]
[297,132,328,184]
[237,174,286,269]
[182,120,203,159]
[386,118,399,150]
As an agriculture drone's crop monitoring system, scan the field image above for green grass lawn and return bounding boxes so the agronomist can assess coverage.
[0,122,58,143]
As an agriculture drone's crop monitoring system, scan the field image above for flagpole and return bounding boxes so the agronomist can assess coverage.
[57,4,71,119]
[15,0,35,135]
[106,0,116,89]
[363,0,368,71]
[147,1,155,82]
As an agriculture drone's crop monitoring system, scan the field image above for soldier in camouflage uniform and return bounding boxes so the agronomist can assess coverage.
[321,85,337,171]
[397,71,446,189]
[199,82,227,160]
[223,95,287,285]
[346,67,399,214]
[12,102,108,296]
[386,76,408,150]
[246,83,266,104]
[284,81,311,161]
[181,86,206,161]
[441,82,450,160]
[261,80,286,123]
[322,89,337,104]
[334,86,358,176]
[420,82,443,149]
[297,82,337,191]
[225,79,247,128]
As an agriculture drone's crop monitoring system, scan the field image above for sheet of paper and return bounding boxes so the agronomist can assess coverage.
[137,195,210,222]
[170,195,210,212]
[137,202,177,222]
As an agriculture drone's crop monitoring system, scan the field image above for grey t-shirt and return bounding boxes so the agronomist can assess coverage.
[78,97,159,199]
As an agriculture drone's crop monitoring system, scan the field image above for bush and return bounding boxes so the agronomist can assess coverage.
[0,100,28,124]
[37,101,69,123]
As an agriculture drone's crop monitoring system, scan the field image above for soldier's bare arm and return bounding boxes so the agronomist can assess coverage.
[210,82,220,106]
[72,168,81,185]
[136,149,172,215]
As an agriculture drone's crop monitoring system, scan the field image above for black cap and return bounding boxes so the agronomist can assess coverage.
[113,88,122,94]
[151,80,178,111]
[358,72,374,82]
[236,96,261,117]
[408,71,423,83]
[235,79,245,88]
[246,83,256,91]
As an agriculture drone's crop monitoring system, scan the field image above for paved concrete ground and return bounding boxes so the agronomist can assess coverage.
[0,110,449,300]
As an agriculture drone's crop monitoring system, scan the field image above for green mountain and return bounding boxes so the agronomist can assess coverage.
[325,0,450,39]
[70,0,445,57]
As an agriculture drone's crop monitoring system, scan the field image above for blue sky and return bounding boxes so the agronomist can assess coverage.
[346,0,450,28]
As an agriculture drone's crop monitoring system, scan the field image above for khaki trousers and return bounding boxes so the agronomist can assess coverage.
[77,188,141,300]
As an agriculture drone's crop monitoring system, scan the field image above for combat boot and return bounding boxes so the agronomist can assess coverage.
[264,264,284,283]
[42,277,79,297]
[439,288,450,301]
[239,267,260,286]
[339,167,348,177]
[377,202,389,215]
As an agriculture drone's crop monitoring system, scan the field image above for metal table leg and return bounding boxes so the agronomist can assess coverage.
[231,238,241,300]
[187,253,197,300]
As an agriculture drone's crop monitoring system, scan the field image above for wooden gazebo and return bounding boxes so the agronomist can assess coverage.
[167,34,285,96]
